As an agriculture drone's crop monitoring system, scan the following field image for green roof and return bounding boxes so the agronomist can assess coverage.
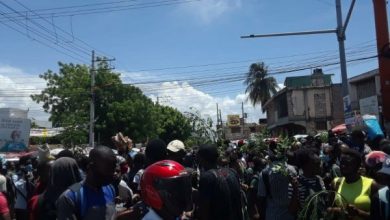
[284,74,333,88]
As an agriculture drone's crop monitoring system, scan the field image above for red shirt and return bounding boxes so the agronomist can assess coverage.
[28,195,39,220]
[0,192,9,214]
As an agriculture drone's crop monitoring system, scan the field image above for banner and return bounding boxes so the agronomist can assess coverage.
[227,114,241,127]
[0,118,31,152]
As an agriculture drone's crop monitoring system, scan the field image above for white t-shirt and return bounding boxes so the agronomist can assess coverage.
[118,180,133,202]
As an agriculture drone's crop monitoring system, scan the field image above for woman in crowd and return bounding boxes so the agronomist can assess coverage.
[329,148,380,220]
[28,157,82,220]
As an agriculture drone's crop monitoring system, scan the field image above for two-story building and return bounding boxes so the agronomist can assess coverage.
[263,69,344,136]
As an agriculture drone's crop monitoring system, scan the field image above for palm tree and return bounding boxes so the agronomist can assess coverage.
[245,62,278,111]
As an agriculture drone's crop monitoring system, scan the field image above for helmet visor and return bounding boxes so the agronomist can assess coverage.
[154,173,193,215]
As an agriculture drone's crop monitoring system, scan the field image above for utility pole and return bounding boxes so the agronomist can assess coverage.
[89,50,96,148]
[372,0,390,135]
[241,0,356,126]
[89,51,115,148]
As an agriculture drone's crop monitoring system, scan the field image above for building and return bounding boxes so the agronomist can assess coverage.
[263,69,344,136]
[348,69,381,119]
[221,114,266,140]
[348,69,388,134]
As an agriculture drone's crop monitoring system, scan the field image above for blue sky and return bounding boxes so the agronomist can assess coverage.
[0,0,383,124]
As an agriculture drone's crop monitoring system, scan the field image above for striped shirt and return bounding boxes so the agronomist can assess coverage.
[288,175,325,207]
[257,162,297,220]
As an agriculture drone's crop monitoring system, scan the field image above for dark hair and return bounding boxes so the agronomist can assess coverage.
[89,145,115,164]
[145,139,167,164]
[295,148,318,169]
[133,153,146,167]
[57,149,74,159]
[341,147,362,166]
[197,144,219,164]
[380,139,390,155]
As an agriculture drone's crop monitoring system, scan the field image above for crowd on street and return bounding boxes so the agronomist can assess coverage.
[0,128,389,220]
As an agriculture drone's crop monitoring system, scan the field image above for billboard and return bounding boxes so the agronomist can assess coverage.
[359,96,379,119]
[227,114,241,127]
[0,118,31,152]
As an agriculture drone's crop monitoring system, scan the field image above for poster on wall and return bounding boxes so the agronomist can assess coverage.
[0,118,31,152]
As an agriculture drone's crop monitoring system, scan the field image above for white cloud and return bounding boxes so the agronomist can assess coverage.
[144,81,265,124]
[178,0,242,24]
[0,65,49,121]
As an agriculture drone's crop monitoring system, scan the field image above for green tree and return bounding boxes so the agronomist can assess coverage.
[31,61,158,146]
[154,105,192,144]
[245,62,279,111]
[184,108,217,146]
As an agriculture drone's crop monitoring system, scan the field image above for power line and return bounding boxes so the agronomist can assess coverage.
[12,0,113,58]
[0,0,199,22]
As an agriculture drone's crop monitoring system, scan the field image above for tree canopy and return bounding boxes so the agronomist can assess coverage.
[31,61,192,147]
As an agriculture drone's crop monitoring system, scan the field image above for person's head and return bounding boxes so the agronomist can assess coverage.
[145,139,167,166]
[36,160,54,185]
[46,157,81,200]
[166,140,186,164]
[197,144,219,170]
[133,153,146,169]
[380,139,390,155]
[56,149,74,159]
[10,130,21,141]
[339,148,362,177]
[252,156,267,173]
[140,160,192,218]
[87,146,116,187]
[296,148,322,176]
[351,129,366,146]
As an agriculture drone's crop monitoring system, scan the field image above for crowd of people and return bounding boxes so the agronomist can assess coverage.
[0,129,389,220]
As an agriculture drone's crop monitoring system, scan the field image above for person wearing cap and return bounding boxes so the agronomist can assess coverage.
[166,140,186,164]
[371,155,390,220]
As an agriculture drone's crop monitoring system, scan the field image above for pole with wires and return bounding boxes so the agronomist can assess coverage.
[89,50,95,148]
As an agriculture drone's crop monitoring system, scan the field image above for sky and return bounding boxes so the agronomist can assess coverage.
[0,0,384,126]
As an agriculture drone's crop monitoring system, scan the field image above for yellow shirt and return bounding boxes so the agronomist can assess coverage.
[334,176,373,213]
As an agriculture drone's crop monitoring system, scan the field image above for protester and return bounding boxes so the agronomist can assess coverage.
[371,155,390,220]
[196,144,243,220]
[132,139,167,192]
[127,153,145,192]
[329,148,380,220]
[288,148,325,215]
[56,146,117,220]
[29,157,82,220]
[257,145,297,220]
[140,160,192,219]
[113,158,133,212]
[247,157,267,220]
[166,140,186,164]
[13,165,33,220]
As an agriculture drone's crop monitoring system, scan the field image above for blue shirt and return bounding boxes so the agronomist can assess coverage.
[57,182,116,220]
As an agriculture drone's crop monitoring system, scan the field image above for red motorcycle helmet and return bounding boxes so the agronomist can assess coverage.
[140,160,192,216]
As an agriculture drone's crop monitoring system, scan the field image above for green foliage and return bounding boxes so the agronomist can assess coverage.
[244,62,279,111]
[154,105,192,144]
[31,61,192,147]
[184,107,217,146]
